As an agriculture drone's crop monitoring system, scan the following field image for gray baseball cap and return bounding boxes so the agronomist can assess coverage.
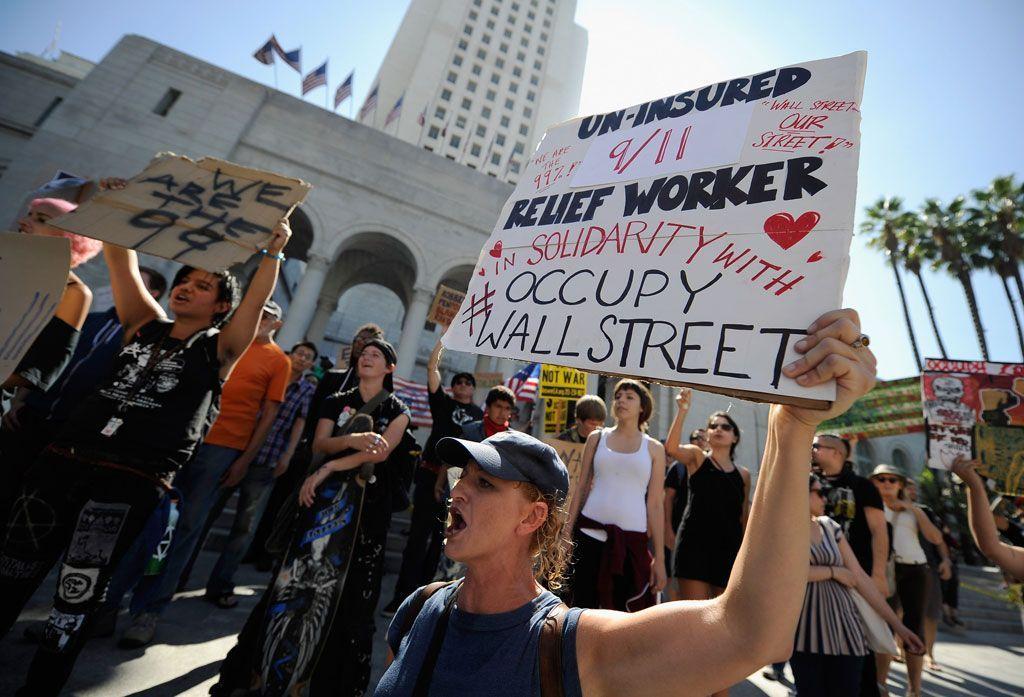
[435,430,569,502]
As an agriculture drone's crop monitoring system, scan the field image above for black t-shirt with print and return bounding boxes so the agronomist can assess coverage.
[423,385,483,465]
[823,465,884,574]
[56,319,221,475]
[319,386,411,513]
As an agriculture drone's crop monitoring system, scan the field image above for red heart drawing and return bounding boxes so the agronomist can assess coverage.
[807,251,824,263]
[477,267,486,277]
[763,211,821,250]
[488,241,503,258]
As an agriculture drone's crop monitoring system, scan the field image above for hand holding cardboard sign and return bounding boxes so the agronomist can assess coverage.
[779,308,876,427]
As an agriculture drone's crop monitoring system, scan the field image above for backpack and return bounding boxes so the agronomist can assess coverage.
[395,581,570,697]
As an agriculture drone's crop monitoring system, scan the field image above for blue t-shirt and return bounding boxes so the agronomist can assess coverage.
[375,584,585,697]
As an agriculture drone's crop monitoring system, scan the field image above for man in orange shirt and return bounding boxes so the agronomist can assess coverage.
[118,301,291,647]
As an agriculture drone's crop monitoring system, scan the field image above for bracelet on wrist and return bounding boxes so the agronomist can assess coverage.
[259,248,285,261]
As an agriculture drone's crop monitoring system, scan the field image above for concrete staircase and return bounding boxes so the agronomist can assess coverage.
[955,564,1022,635]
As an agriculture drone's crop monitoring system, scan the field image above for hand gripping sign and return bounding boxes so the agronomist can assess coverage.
[50,153,311,272]
[442,52,867,408]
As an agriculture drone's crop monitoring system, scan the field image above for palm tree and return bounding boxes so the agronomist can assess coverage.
[969,175,1024,358]
[896,212,948,358]
[861,197,922,372]
[921,196,989,360]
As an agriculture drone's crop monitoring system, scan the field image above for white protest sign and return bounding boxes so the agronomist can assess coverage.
[51,154,311,272]
[0,233,72,380]
[442,52,866,407]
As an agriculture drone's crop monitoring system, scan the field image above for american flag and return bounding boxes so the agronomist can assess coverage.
[358,84,379,121]
[417,106,426,126]
[385,94,404,127]
[302,61,328,95]
[253,36,279,65]
[393,376,454,428]
[507,363,540,402]
[275,45,301,73]
[334,71,354,109]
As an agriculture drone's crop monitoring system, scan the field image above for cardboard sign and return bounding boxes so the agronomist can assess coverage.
[544,398,569,434]
[923,358,1024,493]
[539,364,588,400]
[427,285,466,327]
[542,437,586,502]
[0,234,72,380]
[442,52,867,408]
[51,154,311,272]
[473,371,504,390]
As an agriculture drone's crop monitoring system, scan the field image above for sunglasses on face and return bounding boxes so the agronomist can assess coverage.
[707,423,734,432]
[874,476,901,484]
[812,443,837,451]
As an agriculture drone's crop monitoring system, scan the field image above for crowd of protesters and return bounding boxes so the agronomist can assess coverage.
[0,183,1021,697]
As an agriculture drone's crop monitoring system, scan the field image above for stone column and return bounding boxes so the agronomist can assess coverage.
[474,354,494,373]
[278,254,331,347]
[305,295,338,346]
[395,288,434,378]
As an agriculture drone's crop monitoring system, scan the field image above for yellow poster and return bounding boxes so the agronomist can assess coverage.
[539,364,588,400]
[974,424,1024,495]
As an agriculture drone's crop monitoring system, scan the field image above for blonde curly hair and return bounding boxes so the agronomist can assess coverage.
[516,482,572,591]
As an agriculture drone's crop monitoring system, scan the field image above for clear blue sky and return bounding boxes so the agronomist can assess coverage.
[1,0,1021,380]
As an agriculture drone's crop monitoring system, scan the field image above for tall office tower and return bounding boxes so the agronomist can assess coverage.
[364,0,587,184]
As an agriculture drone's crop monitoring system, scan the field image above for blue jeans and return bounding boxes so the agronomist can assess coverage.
[128,443,239,617]
[206,464,276,596]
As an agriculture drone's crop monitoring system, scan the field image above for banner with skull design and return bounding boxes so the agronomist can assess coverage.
[922,358,1024,494]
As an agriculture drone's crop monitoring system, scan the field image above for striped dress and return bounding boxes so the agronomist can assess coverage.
[794,516,870,656]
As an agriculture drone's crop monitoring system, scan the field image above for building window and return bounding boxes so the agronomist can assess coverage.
[525,23,533,33]
[472,63,482,75]
[447,71,458,84]
[481,106,492,118]
[491,5,499,15]
[509,82,518,94]
[491,73,500,84]
[514,142,524,153]
[500,42,509,54]
[491,152,502,165]
[504,29,512,38]
[534,59,542,70]
[521,37,529,47]
[34,96,64,126]
[540,32,548,42]
[473,0,481,5]
[510,160,521,174]
[464,24,473,35]
[441,88,452,101]
[471,143,482,156]
[461,97,473,109]
[428,125,440,138]
[456,115,467,128]
[513,66,523,77]
[486,89,496,101]
[530,74,539,86]
[446,154,456,161]
[543,18,551,28]
[537,46,545,56]
[467,80,477,93]
[517,51,526,61]
[486,18,495,29]
[495,57,505,68]
[512,2,520,10]
[505,98,515,109]
[519,124,529,135]
[527,90,536,102]
[496,134,506,146]
[453,54,463,66]
[469,10,478,20]
[435,106,447,119]
[477,48,487,59]
[476,124,487,137]
[153,88,182,117]
[482,33,491,44]
[458,39,469,50]
[500,115,510,127]
[451,135,462,148]
[523,106,533,117]
[546,4,554,15]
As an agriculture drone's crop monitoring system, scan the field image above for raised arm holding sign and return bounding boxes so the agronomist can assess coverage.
[442,52,867,408]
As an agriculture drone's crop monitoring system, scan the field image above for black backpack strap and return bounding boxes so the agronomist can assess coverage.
[397,580,455,645]
[411,580,461,697]
[539,602,570,697]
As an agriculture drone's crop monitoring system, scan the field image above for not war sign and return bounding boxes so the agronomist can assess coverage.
[442,52,866,407]
[51,154,311,272]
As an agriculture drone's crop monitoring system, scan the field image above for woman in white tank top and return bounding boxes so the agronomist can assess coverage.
[565,379,667,610]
